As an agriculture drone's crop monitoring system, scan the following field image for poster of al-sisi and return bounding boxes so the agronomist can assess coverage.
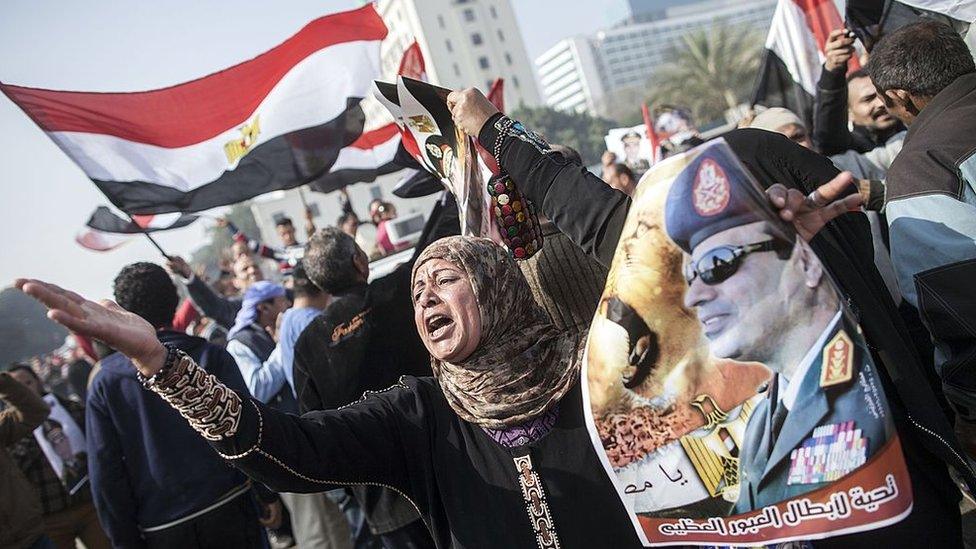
[581,139,912,546]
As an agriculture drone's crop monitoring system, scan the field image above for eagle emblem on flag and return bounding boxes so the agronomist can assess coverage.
[224,115,261,164]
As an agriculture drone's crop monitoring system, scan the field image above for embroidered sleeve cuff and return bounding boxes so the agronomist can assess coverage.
[478,112,506,151]
[212,400,263,459]
[148,349,246,441]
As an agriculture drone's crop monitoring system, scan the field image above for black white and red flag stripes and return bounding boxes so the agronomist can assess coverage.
[306,122,403,194]
[752,0,851,124]
[75,207,199,252]
[309,39,430,194]
[846,0,974,50]
[1,5,386,214]
[74,230,130,252]
[754,0,973,123]
[86,206,198,234]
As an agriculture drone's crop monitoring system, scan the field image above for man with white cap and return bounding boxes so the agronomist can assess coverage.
[226,281,294,413]
[749,107,900,187]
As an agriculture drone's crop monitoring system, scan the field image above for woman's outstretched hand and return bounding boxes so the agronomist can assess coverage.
[15,279,166,377]
[766,171,863,242]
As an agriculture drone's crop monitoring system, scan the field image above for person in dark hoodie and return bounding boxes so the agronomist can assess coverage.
[86,262,271,548]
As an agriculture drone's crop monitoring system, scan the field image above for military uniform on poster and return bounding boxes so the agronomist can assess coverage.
[733,315,892,513]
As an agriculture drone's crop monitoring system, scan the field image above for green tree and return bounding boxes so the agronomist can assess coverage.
[645,25,763,125]
[188,202,260,273]
[596,85,647,128]
[507,106,620,165]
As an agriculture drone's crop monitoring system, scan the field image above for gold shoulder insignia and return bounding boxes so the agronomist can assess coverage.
[820,330,854,388]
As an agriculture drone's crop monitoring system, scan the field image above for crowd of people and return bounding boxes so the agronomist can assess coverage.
[4,19,976,549]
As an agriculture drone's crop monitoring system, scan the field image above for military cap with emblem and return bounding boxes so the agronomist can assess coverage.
[663,142,772,254]
[621,129,642,143]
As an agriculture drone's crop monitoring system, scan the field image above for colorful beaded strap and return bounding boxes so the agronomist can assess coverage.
[488,173,544,260]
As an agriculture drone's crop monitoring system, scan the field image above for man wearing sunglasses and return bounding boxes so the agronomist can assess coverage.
[664,146,894,514]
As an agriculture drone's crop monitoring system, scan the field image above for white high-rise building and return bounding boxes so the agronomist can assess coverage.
[375,0,541,109]
[536,37,607,115]
[534,0,777,117]
[596,0,777,92]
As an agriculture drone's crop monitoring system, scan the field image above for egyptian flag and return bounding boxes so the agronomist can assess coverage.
[398,41,428,81]
[1,5,386,215]
[75,206,198,252]
[641,103,662,166]
[307,123,403,193]
[846,0,974,51]
[752,0,851,125]
[75,229,130,252]
[86,206,198,233]
[308,40,430,194]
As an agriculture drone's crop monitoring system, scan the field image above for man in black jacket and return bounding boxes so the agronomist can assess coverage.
[812,28,904,156]
[293,198,458,549]
[448,87,974,546]
[867,21,976,458]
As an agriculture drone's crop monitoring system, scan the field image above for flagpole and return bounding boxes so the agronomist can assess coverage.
[124,214,171,259]
[140,231,171,259]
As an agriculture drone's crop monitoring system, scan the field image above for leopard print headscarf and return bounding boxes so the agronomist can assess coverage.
[413,236,584,428]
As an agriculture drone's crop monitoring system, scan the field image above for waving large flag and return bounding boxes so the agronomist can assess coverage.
[752,0,852,124]
[309,39,429,194]
[1,5,386,214]
[753,0,974,124]
[846,0,974,50]
[307,123,403,194]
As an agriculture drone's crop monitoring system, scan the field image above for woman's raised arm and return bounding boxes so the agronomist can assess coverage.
[444,89,863,264]
[16,278,424,503]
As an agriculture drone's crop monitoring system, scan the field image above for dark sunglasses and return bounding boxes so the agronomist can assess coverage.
[683,239,792,285]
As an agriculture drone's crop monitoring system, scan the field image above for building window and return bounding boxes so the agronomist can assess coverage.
[463,8,475,22]
[497,29,505,42]
[513,76,520,88]
[454,63,461,77]
[504,52,512,65]
[490,6,497,18]
[446,39,453,52]
[471,33,483,46]
[478,56,490,69]
[438,15,445,28]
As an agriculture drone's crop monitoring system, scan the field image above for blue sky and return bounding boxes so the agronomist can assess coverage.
[0,0,628,299]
